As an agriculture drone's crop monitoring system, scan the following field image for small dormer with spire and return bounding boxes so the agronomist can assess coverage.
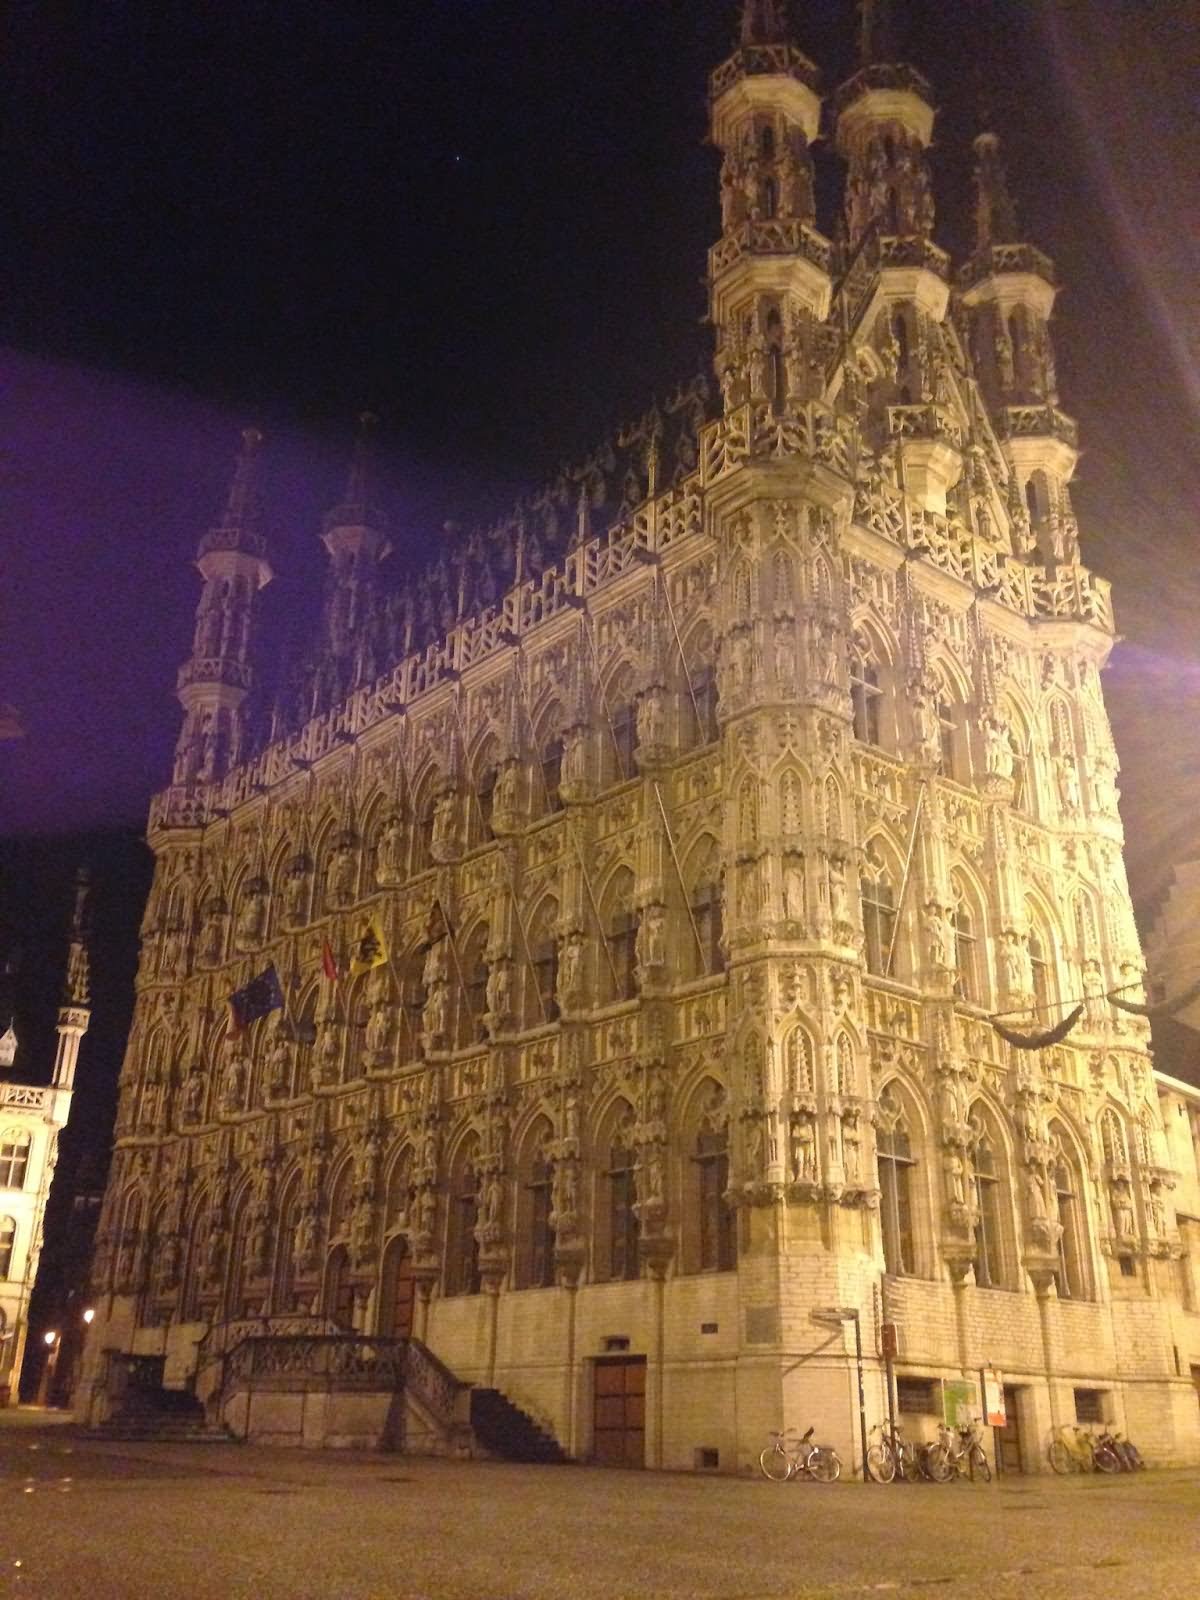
[709,1,832,416]
[321,413,392,687]
[53,867,91,1092]
[173,428,273,787]
[958,133,1078,564]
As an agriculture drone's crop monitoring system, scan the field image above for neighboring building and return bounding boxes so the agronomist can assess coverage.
[1145,858,1200,1045]
[0,874,89,1402]
[81,3,1200,1470]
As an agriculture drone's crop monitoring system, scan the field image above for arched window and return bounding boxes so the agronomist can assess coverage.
[760,123,776,159]
[515,1121,555,1290]
[1026,905,1055,1016]
[1050,1129,1090,1300]
[0,1130,30,1190]
[766,306,785,408]
[472,759,498,846]
[540,734,564,815]
[937,694,964,781]
[607,690,637,783]
[685,1082,735,1273]
[179,1201,208,1322]
[596,1105,639,1283]
[384,1147,413,1234]
[601,869,637,1003]
[411,792,437,874]
[969,1113,1009,1289]
[377,1235,416,1339]
[527,899,560,1025]
[457,928,490,1048]
[892,311,911,401]
[850,652,883,746]
[686,839,724,978]
[446,1137,482,1296]
[324,1244,354,1329]
[0,1216,16,1279]
[876,1087,915,1275]
[860,847,897,977]
[689,661,719,745]
[952,879,983,1005]
[273,1175,301,1314]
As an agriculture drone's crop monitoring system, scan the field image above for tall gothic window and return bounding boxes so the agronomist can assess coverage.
[952,882,982,1005]
[1052,1134,1089,1300]
[860,855,897,977]
[696,1129,736,1271]
[474,763,497,844]
[540,736,564,814]
[937,697,960,779]
[849,653,883,746]
[0,1217,16,1279]
[602,870,638,1003]
[324,1244,354,1330]
[516,1126,555,1290]
[447,1143,481,1296]
[876,1088,915,1275]
[970,1121,1006,1288]
[600,1118,639,1283]
[528,901,560,1024]
[458,932,489,1048]
[690,877,724,977]
[1027,913,1054,1015]
[0,1131,30,1190]
[690,663,719,745]
[609,699,636,783]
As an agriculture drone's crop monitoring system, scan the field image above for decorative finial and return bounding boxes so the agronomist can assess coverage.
[972,131,1019,250]
[740,0,789,46]
[222,426,265,529]
[343,411,381,510]
[63,867,91,1010]
[857,0,894,64]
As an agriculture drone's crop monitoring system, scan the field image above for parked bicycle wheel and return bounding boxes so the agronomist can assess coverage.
[925,1445,955,1484]
[759,1444,793,1482]
[898,1443,923,1483]
[809,1447,842,1483]
[969,1444,992,1483]
[1093,1443,1122,1474]
[866,1442,896,1483]
[1047,1439,1073,1474]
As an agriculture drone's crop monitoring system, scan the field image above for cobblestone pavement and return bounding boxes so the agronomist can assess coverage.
[0,1420,1197,1600]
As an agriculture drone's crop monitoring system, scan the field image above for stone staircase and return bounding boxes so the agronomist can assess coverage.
[89,1387,235,1444]
[469,1387,569,1464]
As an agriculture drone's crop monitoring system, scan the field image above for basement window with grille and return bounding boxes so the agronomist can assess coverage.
[896,1377,940,1415]
[1073,1387,1107,1424]
[1118,1255,1137,1278]
[694,1447,720,1471]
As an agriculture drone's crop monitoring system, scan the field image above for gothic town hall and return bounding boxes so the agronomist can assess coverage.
[81,3,1200,1472]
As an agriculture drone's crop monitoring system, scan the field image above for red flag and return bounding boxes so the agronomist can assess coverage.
[321,940,339,984]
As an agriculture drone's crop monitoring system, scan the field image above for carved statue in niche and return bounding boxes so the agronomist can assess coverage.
[557,929,585,1006]
[183,1066,205,1124]
[783,856,805,922]
[493,760,519,818]
[841,1108,862,1185]
[1081,960,1107,1031]
[236,884,267,948]
[828,857,851,930]
[1055,754,1082,815]
[376,814,405,884]
[999,929,1031,996]
[791,1114,817,1182]
[326,842,356,908]
[909,679,941,767]
[982,714,1014,780]
[423,982,449,1045]
[636,687,666,751]
[923,902,955,974]
[485,960,512,1028]
[283,859,310,925]
[1145,1181,1166,1238]
[431,790,460,859]
[220,1048,248,1115]
[294,1207,318,1275]
[365,998,395,1058]
[1109,1177,1135,1239]
[199,903,226,967]
[160,924,186,979]
[313,1023,341,1087]
[773,620,796,687]
[266,1029,293,1099]
[552,1160,579,1228]
[944,1149,968,1209]
[636,905,666,971]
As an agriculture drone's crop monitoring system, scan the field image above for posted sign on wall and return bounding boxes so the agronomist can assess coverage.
[981,1368,1006,1427]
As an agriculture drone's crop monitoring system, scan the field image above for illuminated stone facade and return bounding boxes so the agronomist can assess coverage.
[0,874,88,1400]
[83,4,1200,1468]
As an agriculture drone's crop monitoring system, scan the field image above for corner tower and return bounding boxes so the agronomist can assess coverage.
[173,428,273,786]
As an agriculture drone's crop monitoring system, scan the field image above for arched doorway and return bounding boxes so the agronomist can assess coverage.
[323,1244,355,1330]
[377,1235,415,1339]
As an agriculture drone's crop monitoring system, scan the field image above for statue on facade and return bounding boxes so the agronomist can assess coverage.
[485,959,512,1030]
[636,687,666,752]
[1110,1177,1136,1239]
[636,904,666,971]
[828,858,851,931]
[283,858,310,925]
[923,902,955,974]
[431,790,460,859]
[783,857,805,923]
[266,1029,293,1099]
[365,998,395,1059]
[220,1048,248,1115]
[1055,754,1082,816]
[791,1115,817,1183]
[983,714,1014,781]
[326,842,356,908]
[235,883,267,948]
[557,929,585,1007]
[376,813,405,884]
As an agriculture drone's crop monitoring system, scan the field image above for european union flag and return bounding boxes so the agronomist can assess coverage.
[229,964,284,1034]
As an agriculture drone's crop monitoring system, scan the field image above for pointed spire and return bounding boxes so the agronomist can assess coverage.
[324,412,390,543]
[972,132,1019,250]
[857,0,894,63]
[740,0,789,45]
[63,867,92,1009]
[215,427,265,542]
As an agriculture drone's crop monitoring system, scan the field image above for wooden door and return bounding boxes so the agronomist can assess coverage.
[324,1245,355,1330]
[378,1235,415,1339]
[996,1385,1024,1474]
[593,1357,645,1468]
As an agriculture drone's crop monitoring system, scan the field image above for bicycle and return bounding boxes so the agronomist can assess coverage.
[930,1418,992,1483]
[1047,1423,1099,1474]
[865,1421,922,1483]
[759,1426,842,1483]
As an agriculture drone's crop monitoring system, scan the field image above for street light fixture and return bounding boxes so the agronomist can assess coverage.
[813,1305,870,1481]
[82,1308,95,1326]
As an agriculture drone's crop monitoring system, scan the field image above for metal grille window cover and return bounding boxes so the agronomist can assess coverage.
[896,1376,940,1414]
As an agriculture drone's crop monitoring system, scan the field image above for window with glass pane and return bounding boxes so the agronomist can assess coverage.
[1029,929,1051,1013]
[449,1174,481,1296]
[460,949,489,1046]
[861,873,896,976]
[531,937,559,1022]
[937,701,958,778]
[610,704,636,781]
[524,1154,555,1289]
[953,896,979,1003]
[475,766,496,842]
[850,657,883,746]
[0,1217,15,1278]
[607,1142,640,1282]
[1054,1154,1087,1299]
[690,879,725,975]
[876,1097,915,1274]
[691,665,719,745]
[1010,735,1030,812]
[0,1133,30,1190]
[696,1131,735,1271]
[972,1136,1004,1287]
[608,910,638,1001]
[540,739,564,813]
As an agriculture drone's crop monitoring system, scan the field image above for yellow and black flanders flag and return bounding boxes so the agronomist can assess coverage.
[348,913,388,978]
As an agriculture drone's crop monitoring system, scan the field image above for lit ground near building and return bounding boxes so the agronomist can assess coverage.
[0,1421,1198,1599]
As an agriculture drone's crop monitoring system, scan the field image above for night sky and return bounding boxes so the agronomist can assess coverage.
[3,1,1198,901]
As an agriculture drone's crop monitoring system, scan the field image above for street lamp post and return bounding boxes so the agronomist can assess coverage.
[35,1331,60,1409]
[813,1305,870,1481]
